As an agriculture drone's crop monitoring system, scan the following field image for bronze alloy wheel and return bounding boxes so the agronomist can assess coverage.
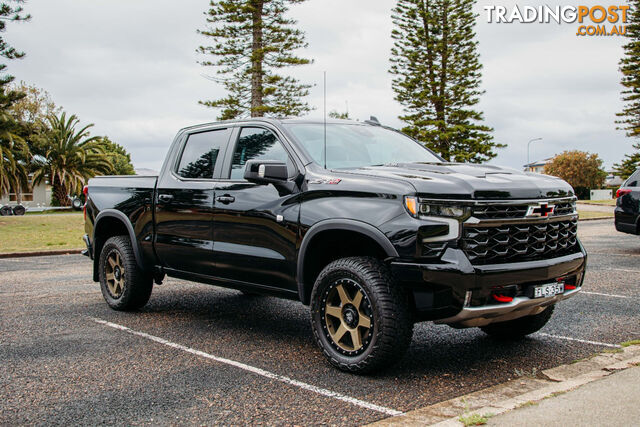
[104,250,125,299]
[320,278,374,356]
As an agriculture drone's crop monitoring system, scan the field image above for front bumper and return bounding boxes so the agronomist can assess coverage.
[391,243,587,326]
[433,288,580,327]
[614,207,639,235]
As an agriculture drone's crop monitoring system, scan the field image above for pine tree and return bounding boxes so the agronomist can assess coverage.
[614,145,640,179]
[389,0,504,163]
[0,1,30,197]
[198,0,312,120]
[328,110,349,119]
[615,0,640,178]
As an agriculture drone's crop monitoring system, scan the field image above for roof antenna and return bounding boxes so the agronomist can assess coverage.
[323,71,327,169]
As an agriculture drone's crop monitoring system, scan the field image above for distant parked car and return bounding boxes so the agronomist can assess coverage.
[615,168,640,235]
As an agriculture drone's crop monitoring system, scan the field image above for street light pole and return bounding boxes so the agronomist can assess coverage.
[527,138,543,170]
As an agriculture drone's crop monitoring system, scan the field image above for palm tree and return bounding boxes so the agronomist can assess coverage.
[33,112,112,206]
[0,137,28,198]
[0,101,29,200]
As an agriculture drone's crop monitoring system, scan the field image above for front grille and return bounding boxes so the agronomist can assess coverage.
[422,242,448,258]
[462,219,579,265]
[553,201,576,216]
[471,200,576,220]
[472,205,529,219]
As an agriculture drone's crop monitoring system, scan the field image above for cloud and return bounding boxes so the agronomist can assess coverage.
[4,0,629,171]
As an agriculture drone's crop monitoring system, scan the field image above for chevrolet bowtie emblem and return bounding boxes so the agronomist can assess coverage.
[526,203,555,218]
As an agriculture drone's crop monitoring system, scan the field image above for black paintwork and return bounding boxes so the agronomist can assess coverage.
[84,118,586,321]
[615,168,640,235]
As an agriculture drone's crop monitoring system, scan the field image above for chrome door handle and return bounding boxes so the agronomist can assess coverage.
[158,194,174,203]
[216,195,235,204]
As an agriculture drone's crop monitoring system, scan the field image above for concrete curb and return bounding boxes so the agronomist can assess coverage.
[368,344,640,426]
[578,216,614,222]
[577,202,616,207]
[0,249,83,259]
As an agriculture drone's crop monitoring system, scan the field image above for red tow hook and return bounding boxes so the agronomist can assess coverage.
[492,294,513,303]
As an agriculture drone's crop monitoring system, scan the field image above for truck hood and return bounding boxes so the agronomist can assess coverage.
[340,162,574,200]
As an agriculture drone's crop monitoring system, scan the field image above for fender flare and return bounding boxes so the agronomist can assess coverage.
[94,209,146,272]
[296,219,399,304]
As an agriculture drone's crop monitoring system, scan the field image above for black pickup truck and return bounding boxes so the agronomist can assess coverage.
[84,118,586,373]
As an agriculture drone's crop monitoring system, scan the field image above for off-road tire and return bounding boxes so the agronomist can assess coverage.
[99,235,153,311]
[480,305,555,339]
[310,257,413,374]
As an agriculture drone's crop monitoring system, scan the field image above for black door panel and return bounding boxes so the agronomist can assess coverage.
[213,181,299,290]
[212,126,300,291]
[155,182,216,274]
[154,127,231,275]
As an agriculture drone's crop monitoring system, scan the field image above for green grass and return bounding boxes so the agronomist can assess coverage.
[459,413,493,426]
[620,339,640,347]
[545,390,568,399]
[582,199,616,206]
[578,210,614,219]
[0,213,84,253]
[516,401,538,409]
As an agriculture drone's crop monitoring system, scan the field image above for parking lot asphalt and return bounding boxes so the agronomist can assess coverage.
[1,218,638,425]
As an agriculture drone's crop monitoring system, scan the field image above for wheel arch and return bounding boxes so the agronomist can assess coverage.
[92,209,146,281]
[296,219,399,304]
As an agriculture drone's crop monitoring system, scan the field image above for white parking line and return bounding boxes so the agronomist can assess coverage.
[581,291,632,299]
[536,332,622,348]
[91,317,403,417]
[587,252,638,257]
[591,267,640,274]
[615,268,640,274]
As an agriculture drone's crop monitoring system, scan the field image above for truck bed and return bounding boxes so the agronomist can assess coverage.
[88,175,157,211]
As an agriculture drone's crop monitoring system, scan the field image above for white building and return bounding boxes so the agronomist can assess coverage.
[605,171,624,187]
[0,177,52,207]
[523,157,554,174]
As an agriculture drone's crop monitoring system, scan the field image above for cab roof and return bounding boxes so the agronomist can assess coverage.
[177,117,373,133]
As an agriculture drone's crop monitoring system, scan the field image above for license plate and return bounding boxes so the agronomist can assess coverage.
[533,282,565,298]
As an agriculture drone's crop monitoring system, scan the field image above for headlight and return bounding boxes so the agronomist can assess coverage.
[404,196,470,219]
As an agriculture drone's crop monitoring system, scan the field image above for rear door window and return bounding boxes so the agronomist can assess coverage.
[176,128,231,179]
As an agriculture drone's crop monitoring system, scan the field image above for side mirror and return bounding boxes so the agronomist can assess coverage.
[244,160,289,183]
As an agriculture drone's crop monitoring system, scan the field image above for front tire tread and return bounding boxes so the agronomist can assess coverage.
[311,257,413,374]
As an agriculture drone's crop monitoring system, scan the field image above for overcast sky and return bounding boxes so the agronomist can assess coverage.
[3,0,629,171]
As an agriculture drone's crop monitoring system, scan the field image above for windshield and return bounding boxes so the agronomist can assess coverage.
[283,123,442,169]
